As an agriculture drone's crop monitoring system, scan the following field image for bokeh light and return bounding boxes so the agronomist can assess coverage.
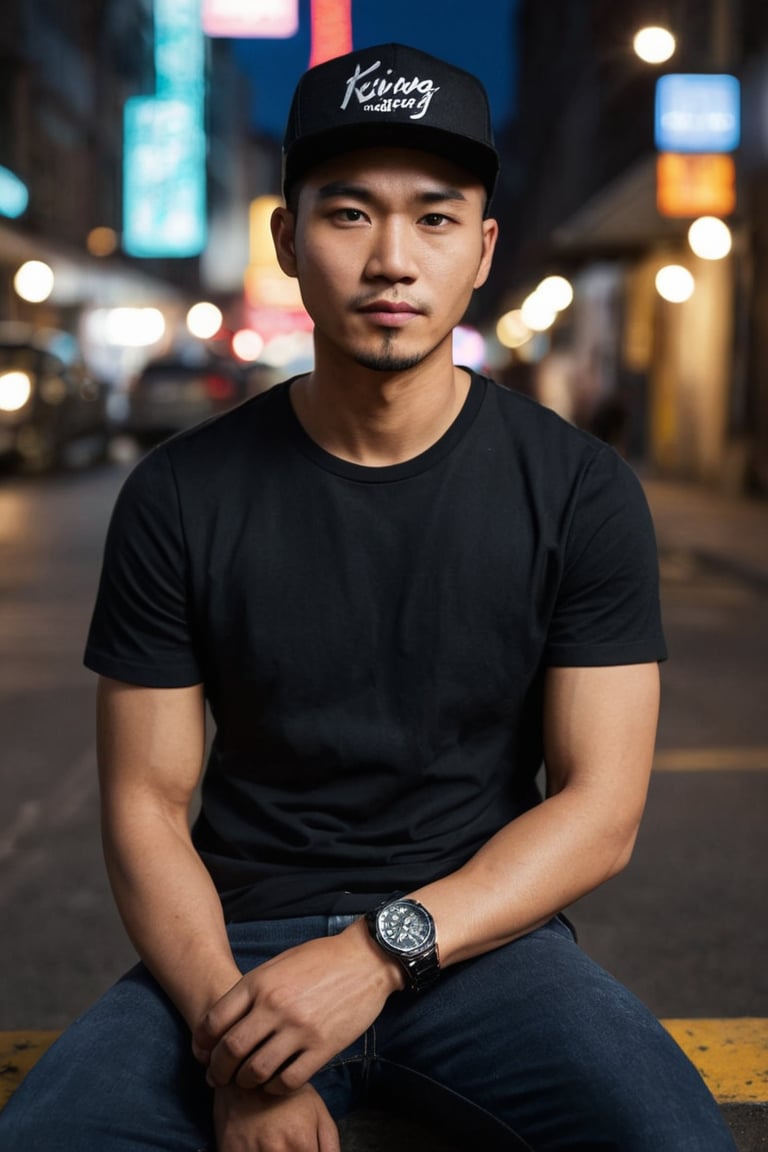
[232,328,265,362]
[453,325,486,370]
[14,260,55,303]
[521,291,557,333]
[86,227,119,257]
[105,307,166,347]
[187,302,223,339]
[633,26,676,64]
[655,264,695,303]
[537,275,574,312]
[0,370,33,412]
[496,310,532,349]
[687,217,733,261]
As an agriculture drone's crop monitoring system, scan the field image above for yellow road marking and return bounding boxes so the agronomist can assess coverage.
[654,747,768,772]
[2,1024,768,1107]
[0,1031,60,1108]
[663,1018,768,1103]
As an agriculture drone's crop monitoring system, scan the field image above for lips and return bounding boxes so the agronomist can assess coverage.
[360,300,419,313]
[358,300,422,326]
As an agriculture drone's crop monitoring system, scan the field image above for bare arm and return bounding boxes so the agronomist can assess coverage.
[97,675,341,1151]
[410,661,660,962]
[198,661,660,1093]
[97,676,241,1028]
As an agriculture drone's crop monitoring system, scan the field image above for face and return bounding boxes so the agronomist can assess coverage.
[272,147,498,374]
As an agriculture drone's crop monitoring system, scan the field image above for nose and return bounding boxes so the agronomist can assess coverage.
[363,217,417,283]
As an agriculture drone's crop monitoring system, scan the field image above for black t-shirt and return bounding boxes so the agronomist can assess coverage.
[85,373,666,919]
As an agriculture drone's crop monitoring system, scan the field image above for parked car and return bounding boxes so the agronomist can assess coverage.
[0,323,110,473]
[125,350,248,446]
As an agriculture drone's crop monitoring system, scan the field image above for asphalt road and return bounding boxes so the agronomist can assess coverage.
[0,457,766,1028]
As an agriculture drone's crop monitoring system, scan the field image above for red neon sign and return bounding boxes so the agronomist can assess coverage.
[309,0,352,67]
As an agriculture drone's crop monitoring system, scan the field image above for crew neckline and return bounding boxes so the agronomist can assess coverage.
[277,371,488,483]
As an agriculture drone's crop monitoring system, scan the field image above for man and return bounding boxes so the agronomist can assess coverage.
[0,43,736,1152]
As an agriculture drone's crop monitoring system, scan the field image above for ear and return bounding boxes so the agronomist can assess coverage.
[271,206,298,278]
[473,217,499,291]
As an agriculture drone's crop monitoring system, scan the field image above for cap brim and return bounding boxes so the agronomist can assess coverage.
[283,122,499,204]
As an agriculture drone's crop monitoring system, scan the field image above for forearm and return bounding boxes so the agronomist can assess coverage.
[409,785,636,966]
[102,801,241,1030]
[97,678,240,1029]
[409,662,658,968]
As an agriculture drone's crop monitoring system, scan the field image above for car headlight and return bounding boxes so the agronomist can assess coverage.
[0,370,33,412]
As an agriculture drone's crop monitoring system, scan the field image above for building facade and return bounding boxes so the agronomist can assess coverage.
[0,0,275,380]
[502,0,767,494]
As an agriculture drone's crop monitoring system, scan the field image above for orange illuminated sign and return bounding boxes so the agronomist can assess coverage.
[656,152,736,217]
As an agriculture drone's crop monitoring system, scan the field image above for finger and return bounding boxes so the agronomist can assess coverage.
[318,1112,342,1152]
[260,1049,325,1096]
[193,980,253,1052]
[190,1037,211,1066]
[207,1026,277,1089]
[234,1034,304,1091]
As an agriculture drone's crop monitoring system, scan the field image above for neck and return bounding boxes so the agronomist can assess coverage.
[289,342,471,467]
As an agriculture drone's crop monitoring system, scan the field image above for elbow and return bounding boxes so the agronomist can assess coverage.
[605,823,641,880]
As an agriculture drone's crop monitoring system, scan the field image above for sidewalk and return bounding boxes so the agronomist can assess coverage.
[641,474,768,588]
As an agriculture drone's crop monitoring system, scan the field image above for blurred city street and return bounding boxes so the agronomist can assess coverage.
[0,455,766,1029]
[1,21,768,1149]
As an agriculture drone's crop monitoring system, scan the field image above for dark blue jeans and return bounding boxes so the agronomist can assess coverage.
[0,915,736,1151]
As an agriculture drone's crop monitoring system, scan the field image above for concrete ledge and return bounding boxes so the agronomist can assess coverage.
[663,1019,768,1152]
[2,1021,766,1150]
[0,1031,59,1111]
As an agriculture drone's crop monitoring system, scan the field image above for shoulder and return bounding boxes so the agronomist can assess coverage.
[164,379,291,467]
[118,380,292,499]
[477,374,634,493]
[482,375,600,450]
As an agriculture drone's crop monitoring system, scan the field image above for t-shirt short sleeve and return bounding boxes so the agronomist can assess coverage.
[545,447,667,667]
[84,446,203,687]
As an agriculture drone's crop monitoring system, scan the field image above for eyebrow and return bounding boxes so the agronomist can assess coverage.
[314,181,469,205]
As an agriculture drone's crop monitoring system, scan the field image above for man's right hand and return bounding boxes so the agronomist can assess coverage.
[214,1081,341,1152]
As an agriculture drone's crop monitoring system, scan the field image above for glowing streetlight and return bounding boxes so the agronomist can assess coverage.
[14,260,54,303]
[536,275,574,312]
[687,217,732,260]
[496,310,532,349]
[106,308,166,347]
[520,291,557,332]
[232,328,265,362]
[633,26,676,64]
[655,264,695,303]
[0,370,33,412]
[87,227,119,257]
[187,302,223,340]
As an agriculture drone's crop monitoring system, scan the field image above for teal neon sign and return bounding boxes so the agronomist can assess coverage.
[0,166,29,218]
[123,98,207,258]
[122,0,207,257]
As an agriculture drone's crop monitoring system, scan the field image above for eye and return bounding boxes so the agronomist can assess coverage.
[420,212,450,227]
[333,207,367,224]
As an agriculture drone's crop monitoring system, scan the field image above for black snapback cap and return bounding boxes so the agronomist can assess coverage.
[282,43,500,204]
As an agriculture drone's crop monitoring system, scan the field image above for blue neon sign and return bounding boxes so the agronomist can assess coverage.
[122,0,208,257]
[0,166,29,218]
[123,97,207,257]
[655,74,741,153]
[154,0,205,102]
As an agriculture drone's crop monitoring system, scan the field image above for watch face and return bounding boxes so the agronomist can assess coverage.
[377,900,433,954]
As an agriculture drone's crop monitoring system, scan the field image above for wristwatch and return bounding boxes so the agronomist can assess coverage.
[365,895,440,991]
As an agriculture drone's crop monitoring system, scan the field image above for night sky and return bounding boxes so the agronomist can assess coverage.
[230,0,520,141]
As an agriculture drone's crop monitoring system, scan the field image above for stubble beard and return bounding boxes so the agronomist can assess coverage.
[352,330,433,374]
